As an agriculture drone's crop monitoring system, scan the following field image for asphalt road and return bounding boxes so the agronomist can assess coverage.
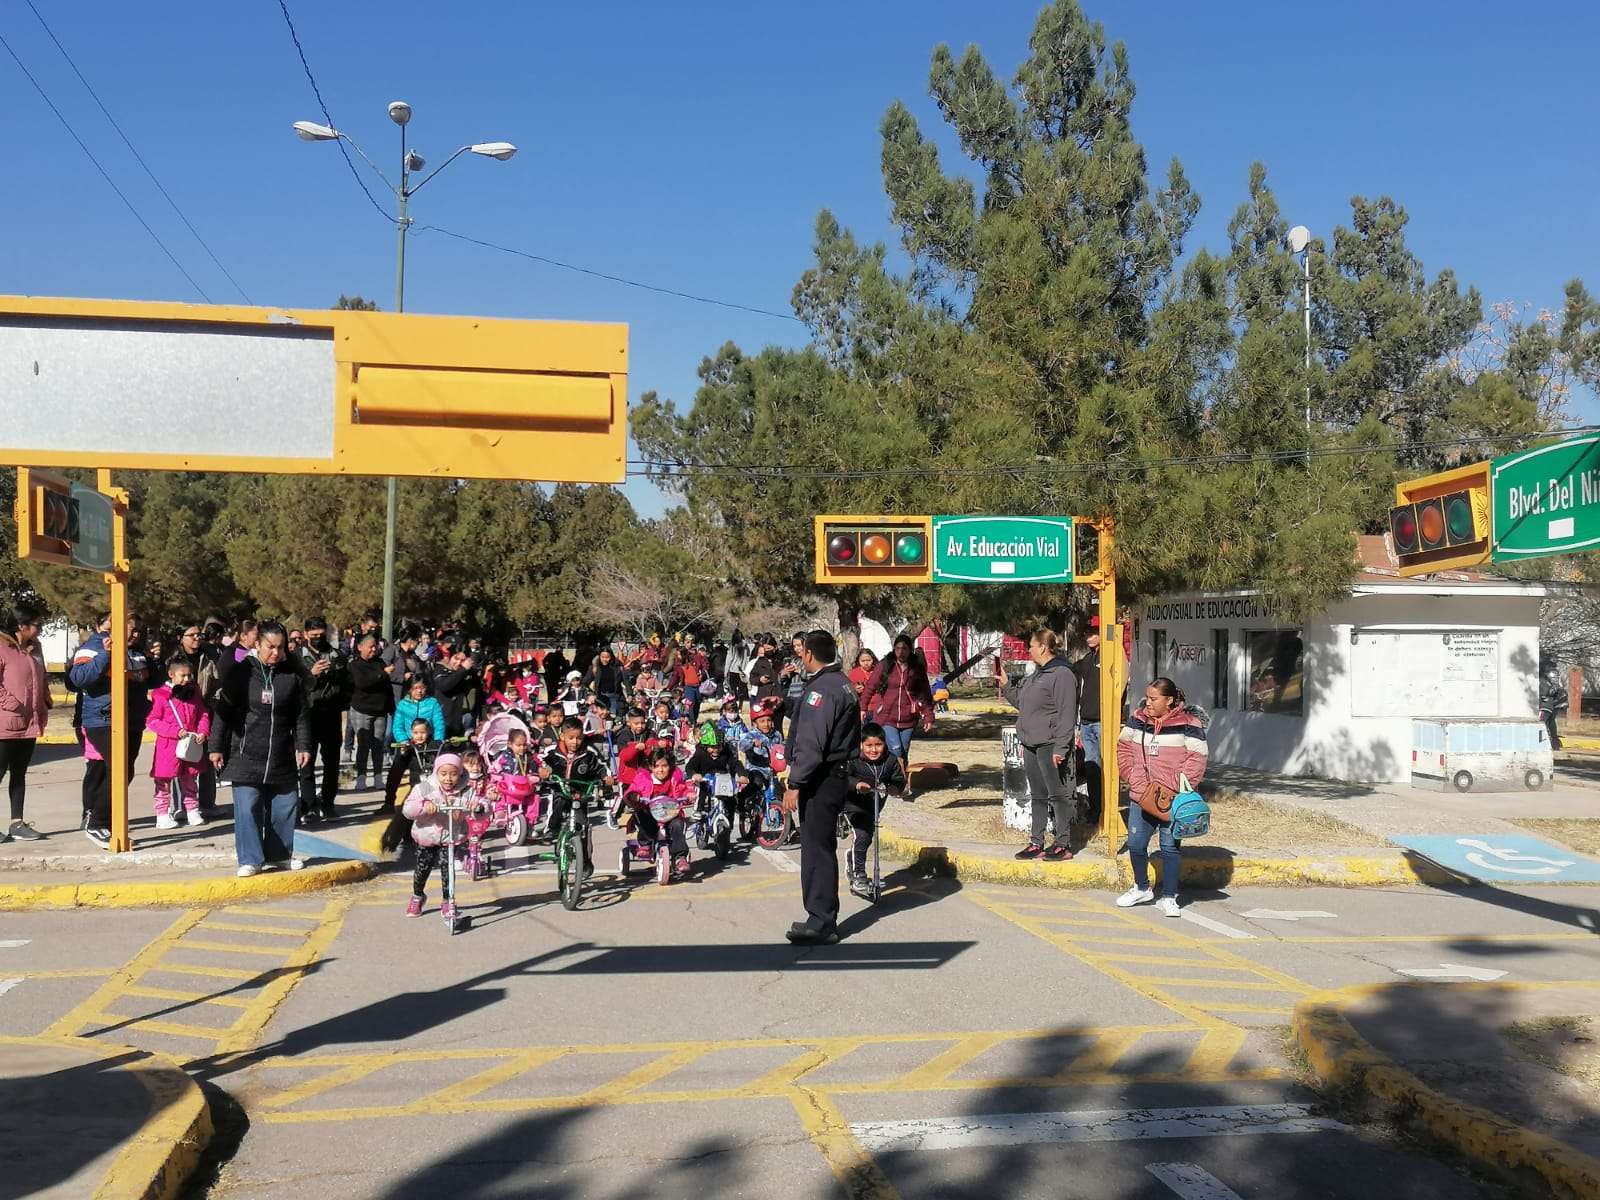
[6,821,1595,1199]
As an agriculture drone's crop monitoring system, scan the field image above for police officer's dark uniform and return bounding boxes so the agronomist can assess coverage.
[784,653,861,943]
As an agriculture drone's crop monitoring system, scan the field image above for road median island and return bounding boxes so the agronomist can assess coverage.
[1293,986,1600,1200]
[0,1035,213,1200]
[0,857,375,910]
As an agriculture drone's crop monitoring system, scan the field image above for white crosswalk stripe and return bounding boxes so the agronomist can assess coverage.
[849,1104,1346,1152]
[1147,1162,1246,1200]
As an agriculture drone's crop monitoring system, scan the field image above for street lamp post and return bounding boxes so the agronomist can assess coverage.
[293,105,516,642]
[1288,225,1313,438]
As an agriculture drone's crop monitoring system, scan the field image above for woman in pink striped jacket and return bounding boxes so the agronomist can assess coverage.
[1116,677,1208,916]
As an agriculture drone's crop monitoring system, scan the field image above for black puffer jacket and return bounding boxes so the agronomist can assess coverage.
[208,656,312,788]
[348,655,394,717]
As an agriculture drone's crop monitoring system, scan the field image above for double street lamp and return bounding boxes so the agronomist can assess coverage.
[293,102,516,642]
[1288,224,1313,437]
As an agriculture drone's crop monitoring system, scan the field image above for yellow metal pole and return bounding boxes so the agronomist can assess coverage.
[1095,519,1126,860]
[99,469,131,853]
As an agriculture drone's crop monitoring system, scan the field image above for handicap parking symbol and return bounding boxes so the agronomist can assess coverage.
[1392,834,1600,883]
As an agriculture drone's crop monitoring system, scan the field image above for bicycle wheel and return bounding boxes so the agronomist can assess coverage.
[561,828,585,911]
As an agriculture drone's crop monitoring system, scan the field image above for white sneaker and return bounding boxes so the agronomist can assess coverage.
[1157,896,1182,918]
[287,857,305,871]
[236,864,259,878]
[1116,886,1155,908]
[155,813,179,830]
[186,809,205,827]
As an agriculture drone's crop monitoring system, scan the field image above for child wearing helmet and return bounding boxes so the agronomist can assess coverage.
[685,721,738,783]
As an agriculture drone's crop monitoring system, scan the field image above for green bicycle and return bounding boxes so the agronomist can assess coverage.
[543,776,604,911]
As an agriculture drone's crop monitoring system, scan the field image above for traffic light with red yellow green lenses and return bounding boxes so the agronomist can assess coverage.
[815,515,932,584]
[1389,464,1491,577]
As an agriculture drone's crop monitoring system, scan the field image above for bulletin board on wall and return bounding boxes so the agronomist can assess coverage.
[1350,629,1500,717]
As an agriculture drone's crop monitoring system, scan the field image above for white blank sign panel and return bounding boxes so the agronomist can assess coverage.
[1351,630,1499,717]
[2,317,334,460]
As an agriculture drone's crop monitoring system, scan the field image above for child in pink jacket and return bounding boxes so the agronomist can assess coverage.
[144,657,212,829]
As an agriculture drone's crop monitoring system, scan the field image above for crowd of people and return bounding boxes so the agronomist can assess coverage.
[0,600,1204,920]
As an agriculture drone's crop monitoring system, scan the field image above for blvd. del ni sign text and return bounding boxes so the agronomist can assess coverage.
[1492,436,1600,560]
[932,515,1073,584]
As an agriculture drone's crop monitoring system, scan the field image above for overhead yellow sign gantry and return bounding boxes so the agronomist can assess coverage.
[6,295,629,852]
[0,295,628,481]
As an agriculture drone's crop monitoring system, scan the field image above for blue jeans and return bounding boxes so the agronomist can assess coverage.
[1126,796,1180,897]
[233,783,299,868]
[1080,721,1101,766]
[882,724,915,764]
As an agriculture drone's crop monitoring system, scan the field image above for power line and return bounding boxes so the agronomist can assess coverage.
[627,427,1600,481]
[274,0,395,226]
[0,30,212,302]
[418,224,803,323]
[24,0,252,303]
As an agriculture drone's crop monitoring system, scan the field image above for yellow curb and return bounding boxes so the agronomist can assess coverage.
[877,830,1121,889]
[0,1035,213,1200]
[359,811,396,861]
[1293,987,1600,1199]
[0,858,374,910]
[1564,735,1600,752]
[877,831,1460,890]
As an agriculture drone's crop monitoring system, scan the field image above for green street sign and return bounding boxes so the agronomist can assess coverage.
[1491,436,1600,560]
[932,515,1073,584]
[69,483,116,573]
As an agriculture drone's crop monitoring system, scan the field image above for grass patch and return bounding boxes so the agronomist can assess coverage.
[1188,788,1376,852]
[1507,818,1600,857]
[905,735,1380,853]
[1502,1016,1600,1088]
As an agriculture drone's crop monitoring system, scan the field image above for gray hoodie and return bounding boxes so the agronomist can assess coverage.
[1003,655,1079,757]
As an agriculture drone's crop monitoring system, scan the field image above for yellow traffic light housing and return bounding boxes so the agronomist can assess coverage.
[1390,462,1491,577]
[814,515,932,585]
[15,467,76,566]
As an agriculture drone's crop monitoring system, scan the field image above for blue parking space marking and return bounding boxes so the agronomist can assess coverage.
[292,831,377,863]
[1391,834,1600,883]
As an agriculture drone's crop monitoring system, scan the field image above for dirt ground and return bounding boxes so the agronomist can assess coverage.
[1508,818,1600,857]
[1502,1015,1600,1089]
[913,712,1377,854]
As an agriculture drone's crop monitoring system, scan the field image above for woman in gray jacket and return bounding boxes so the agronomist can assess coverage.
[1002,629,1079,861]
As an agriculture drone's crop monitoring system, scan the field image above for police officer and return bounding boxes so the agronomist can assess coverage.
[782,629,861,944]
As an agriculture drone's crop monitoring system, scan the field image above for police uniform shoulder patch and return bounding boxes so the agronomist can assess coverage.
[806,692,823,707]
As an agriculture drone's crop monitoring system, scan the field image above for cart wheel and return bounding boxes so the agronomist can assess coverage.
[1524,768,1546,791]
[1452,770,1474,793]
[505,812,528,847]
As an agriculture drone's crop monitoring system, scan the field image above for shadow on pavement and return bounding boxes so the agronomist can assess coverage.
[0,1049,169,1200]
[1402,850,1600,935]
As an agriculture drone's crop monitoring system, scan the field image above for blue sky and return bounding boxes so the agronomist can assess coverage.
[5,2,1597,517]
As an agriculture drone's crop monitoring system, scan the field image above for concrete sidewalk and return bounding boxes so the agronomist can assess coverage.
[0,1036,212,1200]
[1295,982,1600,1198]
[0,741,378,908]
[876,757,1600,891]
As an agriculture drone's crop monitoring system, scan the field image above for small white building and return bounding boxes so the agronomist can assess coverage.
[1134,537,1546,784]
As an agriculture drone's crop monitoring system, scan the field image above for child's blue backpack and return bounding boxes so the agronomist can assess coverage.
[1169,773,1211,840]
